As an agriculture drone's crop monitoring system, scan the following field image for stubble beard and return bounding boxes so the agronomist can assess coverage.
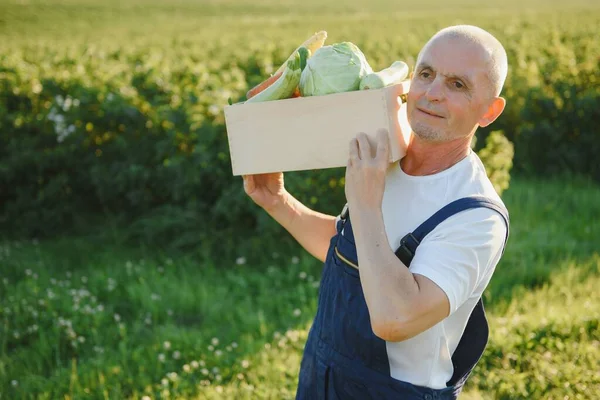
[411,121,446,142]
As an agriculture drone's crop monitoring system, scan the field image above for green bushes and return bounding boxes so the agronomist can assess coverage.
[1,16,598,249]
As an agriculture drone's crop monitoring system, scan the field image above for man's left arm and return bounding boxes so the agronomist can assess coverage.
[351,207,506,342]
[345,130,506,342]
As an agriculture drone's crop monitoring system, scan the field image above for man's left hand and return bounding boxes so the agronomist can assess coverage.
[345,129,391,212]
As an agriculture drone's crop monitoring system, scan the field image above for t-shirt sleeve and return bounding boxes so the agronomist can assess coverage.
[408,208,508,314]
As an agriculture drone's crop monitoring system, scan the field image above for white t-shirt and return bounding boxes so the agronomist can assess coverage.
[344,150,508,389]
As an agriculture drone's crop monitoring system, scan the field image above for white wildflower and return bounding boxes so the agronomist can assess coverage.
[167,372,178,381]
[208,104,220,115]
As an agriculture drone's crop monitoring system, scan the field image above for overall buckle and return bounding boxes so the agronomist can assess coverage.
[340,203,349,220]
[395,233,420,267]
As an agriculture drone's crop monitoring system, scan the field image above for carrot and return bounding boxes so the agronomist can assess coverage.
[246,71,283,99]
[291,87,301,98]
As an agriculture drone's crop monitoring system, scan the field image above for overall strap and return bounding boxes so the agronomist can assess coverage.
[394,195,509,390]
[395,195,510,267]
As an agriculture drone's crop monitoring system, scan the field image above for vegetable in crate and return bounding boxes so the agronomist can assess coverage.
[271,30,328,77]
[359,61,409,90]
[244,47,310,104]
[299,42,373,96]
[246,30,327,100]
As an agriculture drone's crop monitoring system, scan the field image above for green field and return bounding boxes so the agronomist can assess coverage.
[2,178,599,399]
[1,0,600,399]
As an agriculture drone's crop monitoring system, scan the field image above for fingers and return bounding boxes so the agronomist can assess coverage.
[356,133,371,159]
[349,132,372,162]
[375,129,390,162]
[243,175,254,193]
[349,136,360,164]
[350,131,386,162]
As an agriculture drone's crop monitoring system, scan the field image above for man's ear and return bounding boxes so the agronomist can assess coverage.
[479,97,506,127]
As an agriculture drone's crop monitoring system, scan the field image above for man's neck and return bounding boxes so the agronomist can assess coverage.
[400,134,472,176]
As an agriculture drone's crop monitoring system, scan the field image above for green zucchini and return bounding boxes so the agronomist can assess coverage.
[245,47,310,103]
[359,61,409,90]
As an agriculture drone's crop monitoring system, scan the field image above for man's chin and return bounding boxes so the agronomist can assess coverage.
[411,124,443,141]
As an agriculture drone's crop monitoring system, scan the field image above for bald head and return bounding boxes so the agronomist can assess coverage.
[417,25,508,97]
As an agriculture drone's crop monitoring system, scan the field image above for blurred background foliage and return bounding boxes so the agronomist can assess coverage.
[1,0,598,263]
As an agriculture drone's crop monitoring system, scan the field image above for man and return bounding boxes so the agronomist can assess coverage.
[243,25,510,399]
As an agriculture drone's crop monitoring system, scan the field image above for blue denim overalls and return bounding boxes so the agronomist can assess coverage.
[296,196,510,400]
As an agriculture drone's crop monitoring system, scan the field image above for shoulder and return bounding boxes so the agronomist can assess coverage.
[430,206,508,244]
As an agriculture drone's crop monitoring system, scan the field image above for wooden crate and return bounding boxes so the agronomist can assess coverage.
[223,80,411,176]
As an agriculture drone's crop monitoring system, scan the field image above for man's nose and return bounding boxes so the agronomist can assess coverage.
[425,78,445,102]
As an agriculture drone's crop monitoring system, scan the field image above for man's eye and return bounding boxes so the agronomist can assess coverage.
[420,71,431,78]
[453,81,464,89]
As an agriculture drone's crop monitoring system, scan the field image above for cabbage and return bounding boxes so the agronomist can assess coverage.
[299,42,373,96]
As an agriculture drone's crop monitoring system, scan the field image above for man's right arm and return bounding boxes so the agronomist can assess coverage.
[265,190,338,263]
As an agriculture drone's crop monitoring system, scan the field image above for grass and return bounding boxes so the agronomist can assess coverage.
[1,176,599,399]
[1,0,599,398]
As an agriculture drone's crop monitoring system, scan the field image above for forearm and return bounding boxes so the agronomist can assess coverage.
[265,191,337,263]
[351,209,420,327]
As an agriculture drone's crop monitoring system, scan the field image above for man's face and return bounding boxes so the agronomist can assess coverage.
[407,37,494,142]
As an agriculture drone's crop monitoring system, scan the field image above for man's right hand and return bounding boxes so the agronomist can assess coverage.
[242,172,287,212]
[242,171,337,263]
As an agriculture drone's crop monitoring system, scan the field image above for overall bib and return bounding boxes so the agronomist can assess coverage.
[296,196,510,400]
